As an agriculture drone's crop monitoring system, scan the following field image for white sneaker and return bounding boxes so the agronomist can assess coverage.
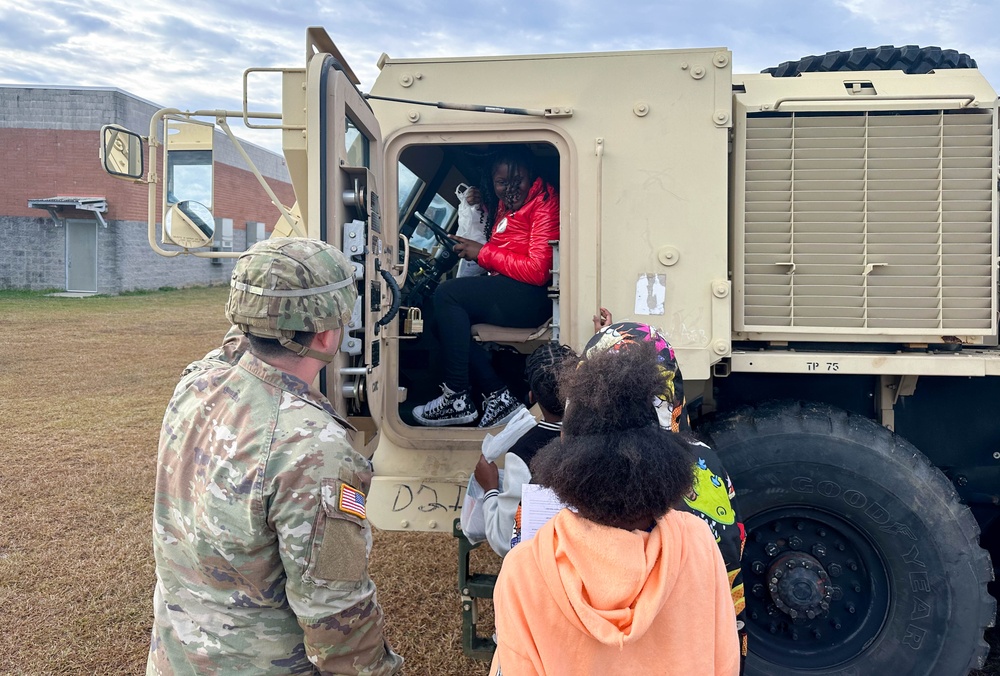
[478,388,525,429]
[413,384,479,426]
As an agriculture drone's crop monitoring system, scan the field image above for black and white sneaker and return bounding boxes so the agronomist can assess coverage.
[478,387,526,429]
[413,384,479,426]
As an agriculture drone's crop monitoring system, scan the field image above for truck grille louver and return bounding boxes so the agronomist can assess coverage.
[741,110,995,334]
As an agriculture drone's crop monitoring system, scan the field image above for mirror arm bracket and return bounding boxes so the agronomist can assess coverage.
[216,117,306,238]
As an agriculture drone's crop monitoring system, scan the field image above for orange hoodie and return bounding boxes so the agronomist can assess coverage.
[490,508,739,676]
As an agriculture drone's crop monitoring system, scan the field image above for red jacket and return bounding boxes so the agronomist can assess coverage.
[477,178,559,286]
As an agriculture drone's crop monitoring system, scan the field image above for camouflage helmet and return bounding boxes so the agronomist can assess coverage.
[226,237,357,362]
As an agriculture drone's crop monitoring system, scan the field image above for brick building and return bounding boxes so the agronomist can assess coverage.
[0,85,295,293]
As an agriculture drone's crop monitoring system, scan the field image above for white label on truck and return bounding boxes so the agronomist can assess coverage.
[634,273,666,315]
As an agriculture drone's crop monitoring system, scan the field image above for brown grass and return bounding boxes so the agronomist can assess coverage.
[0,287,995,675]
[0,287,492,675]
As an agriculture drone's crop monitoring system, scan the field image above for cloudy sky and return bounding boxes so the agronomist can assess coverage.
[3,0,999,152]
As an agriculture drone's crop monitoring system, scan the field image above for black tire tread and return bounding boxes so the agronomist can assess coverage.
[763,45,977,77]
[705,400,995,673]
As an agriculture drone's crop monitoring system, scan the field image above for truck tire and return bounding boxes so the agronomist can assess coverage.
[763,45,977,77]
[702,401,995,675]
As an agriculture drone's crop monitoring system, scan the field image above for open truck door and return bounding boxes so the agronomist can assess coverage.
[295,30,397,458]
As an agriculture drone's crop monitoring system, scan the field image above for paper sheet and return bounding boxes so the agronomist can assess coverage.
[520,484,566,542]
[634,273,666,315]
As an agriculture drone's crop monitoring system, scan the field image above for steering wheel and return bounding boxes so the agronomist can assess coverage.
[413,211,456,249]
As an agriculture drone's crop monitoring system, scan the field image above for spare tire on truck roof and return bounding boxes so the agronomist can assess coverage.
[763,45,977,77]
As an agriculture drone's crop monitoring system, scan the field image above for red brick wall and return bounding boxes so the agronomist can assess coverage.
[1,129,296,228]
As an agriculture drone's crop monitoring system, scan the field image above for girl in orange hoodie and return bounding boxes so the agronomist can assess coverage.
[490,341,740,676]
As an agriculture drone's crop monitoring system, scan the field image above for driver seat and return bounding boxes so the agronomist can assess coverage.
[470,238,560,354]
[471,319,553,354]
[472,239,559,354]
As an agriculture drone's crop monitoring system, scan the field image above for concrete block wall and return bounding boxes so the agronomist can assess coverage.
[0,87,153,134]
[0,86,287,180]
[0,216,64,290]
[0,216,253,294]
[113,221,248,293]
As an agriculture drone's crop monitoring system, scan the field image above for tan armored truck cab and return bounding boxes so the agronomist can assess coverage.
[101,30,996,676]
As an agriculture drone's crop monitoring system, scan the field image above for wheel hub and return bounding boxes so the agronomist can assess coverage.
[743,509,890,669]
[767,552,831,620]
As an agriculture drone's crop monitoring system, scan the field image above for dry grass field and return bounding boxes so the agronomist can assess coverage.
[0,286,995,675]
[0,286,494,675]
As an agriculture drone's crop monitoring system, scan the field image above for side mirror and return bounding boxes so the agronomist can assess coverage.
[165,200,215,248]
[100,125,144,179]
[163,118,214,247]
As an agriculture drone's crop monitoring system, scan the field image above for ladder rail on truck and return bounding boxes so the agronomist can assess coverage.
[99,29,997,675]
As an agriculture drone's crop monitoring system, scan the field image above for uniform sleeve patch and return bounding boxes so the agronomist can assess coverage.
[339,483,367,519]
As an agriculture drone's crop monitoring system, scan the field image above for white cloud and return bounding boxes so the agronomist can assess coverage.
[3,0,998,155]
[833,0,989,55]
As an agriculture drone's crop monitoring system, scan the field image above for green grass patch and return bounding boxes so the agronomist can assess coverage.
[0,288,62,299]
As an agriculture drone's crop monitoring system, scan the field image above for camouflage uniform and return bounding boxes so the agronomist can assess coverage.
[148,238,402,675]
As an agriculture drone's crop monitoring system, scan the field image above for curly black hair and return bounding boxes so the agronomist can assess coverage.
[531,341,695,528]
[524,342,577,416]
[248,332,316,361]
[563,340,665,434]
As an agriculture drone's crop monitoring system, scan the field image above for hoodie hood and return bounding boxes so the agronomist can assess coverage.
[534,509,685,647]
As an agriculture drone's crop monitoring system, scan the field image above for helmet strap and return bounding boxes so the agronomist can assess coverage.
[278,335,337,364]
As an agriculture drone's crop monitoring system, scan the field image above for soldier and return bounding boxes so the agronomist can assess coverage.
[147,238,403,675]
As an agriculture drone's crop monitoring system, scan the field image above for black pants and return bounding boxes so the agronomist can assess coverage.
[433,274,550,394]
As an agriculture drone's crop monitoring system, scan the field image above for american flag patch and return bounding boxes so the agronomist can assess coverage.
[339,483,367,519]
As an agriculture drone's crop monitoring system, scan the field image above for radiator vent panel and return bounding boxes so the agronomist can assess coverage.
[739,110,996,336]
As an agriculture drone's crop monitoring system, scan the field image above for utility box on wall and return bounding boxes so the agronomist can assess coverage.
[211,217,234,265]
[216,218,234,250]
[246,221,265,249]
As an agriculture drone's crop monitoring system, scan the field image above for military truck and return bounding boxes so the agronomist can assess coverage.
[100,29,996,675]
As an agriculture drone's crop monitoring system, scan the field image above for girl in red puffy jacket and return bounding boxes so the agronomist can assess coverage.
[412,145,560,429]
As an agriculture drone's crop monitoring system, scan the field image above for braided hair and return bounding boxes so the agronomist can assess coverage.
[524,342,577,416]
[478,144,542,240]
